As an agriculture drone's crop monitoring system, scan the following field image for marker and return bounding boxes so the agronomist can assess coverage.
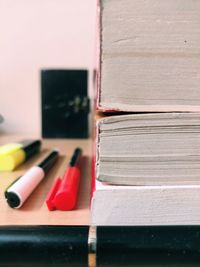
[1,225,200,266]
[0,140,41,171]
[46,148,82,211]
[5,150,59,208]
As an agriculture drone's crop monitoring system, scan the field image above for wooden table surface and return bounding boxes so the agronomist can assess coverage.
[0,136,91,225]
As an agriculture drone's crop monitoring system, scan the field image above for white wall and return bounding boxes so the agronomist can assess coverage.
[0,0,96,135]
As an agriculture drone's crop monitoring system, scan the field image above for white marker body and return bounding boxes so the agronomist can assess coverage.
[7,166,45,208]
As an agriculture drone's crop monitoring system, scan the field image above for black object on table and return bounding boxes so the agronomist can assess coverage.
[1,226,200,266]
[41,69,90,139]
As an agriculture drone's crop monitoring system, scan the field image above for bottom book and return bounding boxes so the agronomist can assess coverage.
[91,180,200,225]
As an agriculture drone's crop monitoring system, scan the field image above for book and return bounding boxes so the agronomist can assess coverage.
[91,181,200,225]
[98,0,200,112]
[96,112,200,185]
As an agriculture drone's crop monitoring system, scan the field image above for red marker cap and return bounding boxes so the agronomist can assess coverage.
[46,148,82,211]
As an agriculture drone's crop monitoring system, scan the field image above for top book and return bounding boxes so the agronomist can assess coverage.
[97,0,200,112]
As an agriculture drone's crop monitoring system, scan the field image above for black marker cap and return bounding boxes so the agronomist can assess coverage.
[20,140,41,160]
[4,191,20,208]
[0,226,89,267]
[70,148,82,167]
[38,150,59,173]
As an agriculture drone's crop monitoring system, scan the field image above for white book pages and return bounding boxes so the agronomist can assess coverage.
[91,183,200,225]
[96,113,200,185]
[99,0,200,111]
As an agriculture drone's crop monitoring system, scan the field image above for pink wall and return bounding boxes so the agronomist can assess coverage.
[0,0,96,135]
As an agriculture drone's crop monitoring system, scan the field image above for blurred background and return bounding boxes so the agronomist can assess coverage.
[0,0,96,135]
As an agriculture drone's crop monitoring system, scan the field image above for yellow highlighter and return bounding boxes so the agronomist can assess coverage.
[0,140,41,171]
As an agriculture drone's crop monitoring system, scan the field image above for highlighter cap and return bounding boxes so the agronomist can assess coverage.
[0,143,25,171]
[0,140,41,171]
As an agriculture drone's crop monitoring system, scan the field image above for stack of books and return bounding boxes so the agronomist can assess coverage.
[91,0,200,225]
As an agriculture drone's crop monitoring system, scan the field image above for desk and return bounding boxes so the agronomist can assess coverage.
[0,136,91,225]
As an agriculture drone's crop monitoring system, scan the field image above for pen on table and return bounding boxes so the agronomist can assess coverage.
[46,148,82,211]
[4,150,59,208]
[0,140,41,171]
[1,225,200,267]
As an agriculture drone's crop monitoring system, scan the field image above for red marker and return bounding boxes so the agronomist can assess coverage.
[46,148,82,211]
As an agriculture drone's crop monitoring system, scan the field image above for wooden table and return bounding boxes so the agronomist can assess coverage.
[0,136,91,225]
